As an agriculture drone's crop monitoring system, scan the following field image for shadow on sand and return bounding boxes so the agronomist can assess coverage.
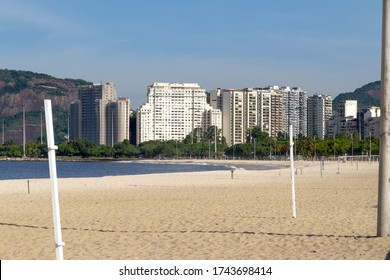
[0,221,378,239]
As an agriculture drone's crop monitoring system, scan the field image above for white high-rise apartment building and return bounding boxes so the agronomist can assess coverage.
[214,88,273,146]
[281,87,308,137]
[203,108,222,131]
[221,89,246,146]
[307,94,332,139]
[136,83,221,145]
[339,100,358,118]
[270,88,284,138]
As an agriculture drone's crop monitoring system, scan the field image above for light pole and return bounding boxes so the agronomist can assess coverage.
[176,140,178,160]
[274,138,277,160]
[378,0,390,236]
[2,118,4,145]
[40,111,43,144]
[351,133,354,165]
[23,105,26,158]
[253,138,256,160]
[333,134,336,160]
[208,139,211,159]
[369,131,372,165]
[214,125,217,159]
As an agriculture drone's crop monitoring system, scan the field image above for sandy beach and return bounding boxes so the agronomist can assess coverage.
[0,159,389,260]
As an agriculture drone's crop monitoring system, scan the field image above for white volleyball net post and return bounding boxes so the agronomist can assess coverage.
[290,125,297,218]
[44,100,65,259]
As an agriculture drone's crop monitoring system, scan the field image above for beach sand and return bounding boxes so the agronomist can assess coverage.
[0,160,389,260]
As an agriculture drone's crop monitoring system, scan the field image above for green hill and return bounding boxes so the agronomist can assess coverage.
[0,69,92,143]
[332,81,381,111]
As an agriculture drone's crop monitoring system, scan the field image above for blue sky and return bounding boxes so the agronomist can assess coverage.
[0,0,382,108]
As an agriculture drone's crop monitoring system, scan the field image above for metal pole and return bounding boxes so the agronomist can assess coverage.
[209,139,211,159]
[176,140,178,159]
[253,138,256,160]
[333,134,336,160]
[274,138,277,160]
[2,118,4,145]
[290,125,297,218]
[378,0,390,237]
[44,100,65,259]
[40,112,43,144]
[111,111,114,147]
[23,105,26,157]
[191,90,194,145]
[369,131,372,165]
[351,134,354,165]
[67,115,70,143]
[214,125,217,159]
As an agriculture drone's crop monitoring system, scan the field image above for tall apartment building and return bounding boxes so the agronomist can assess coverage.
[281,87,308,137]
[106,97,131,146]
[210,86,285,145]
[203,108,222,131]
[270,89,283,138]
[136,83,221,145]
[307,94,332,139]
[258,89,271,136]
[70,82,131,145]
[327,100,358,136]
[221,89,246,146]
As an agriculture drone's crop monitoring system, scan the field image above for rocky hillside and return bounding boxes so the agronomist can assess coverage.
[0,69,91,116]
[0,69,91,143]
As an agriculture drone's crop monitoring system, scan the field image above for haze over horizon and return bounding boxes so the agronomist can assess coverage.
[0,0,382,108]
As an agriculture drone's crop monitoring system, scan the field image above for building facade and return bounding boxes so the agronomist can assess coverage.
[327,100,359,136]
[136,83,221,145]
[307,94,332,139]
[270,89,284,138]
[213,87,283,146]
[69,100,81,141]
[281,87,308,137]
[339,100,358,119]
[70,82,130,145]
[364,106,381,139]
[106,97,131,146]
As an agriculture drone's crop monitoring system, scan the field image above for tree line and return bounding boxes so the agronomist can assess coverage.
[0,126,379,160]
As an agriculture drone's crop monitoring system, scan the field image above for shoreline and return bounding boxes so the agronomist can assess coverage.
[0,159,287,181]
[0,155,302,168]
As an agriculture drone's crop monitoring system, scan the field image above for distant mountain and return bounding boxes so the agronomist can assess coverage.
[0,69,91,116]
[0,69,92,143]
[332,81,381,111]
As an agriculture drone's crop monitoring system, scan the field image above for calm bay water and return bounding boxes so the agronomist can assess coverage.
[0,160,273,180]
